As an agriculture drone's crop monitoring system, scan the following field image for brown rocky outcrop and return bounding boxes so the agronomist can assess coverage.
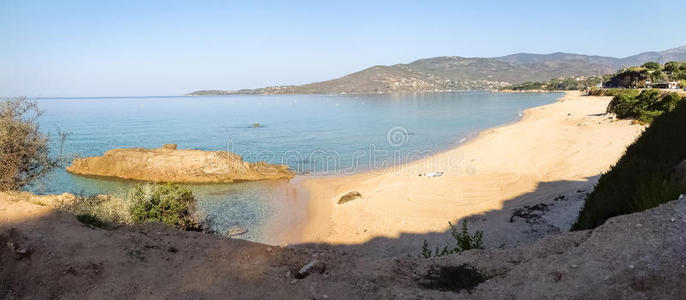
[66,145,295,183]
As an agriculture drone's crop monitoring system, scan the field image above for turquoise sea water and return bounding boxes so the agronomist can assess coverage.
[33,92,561,242]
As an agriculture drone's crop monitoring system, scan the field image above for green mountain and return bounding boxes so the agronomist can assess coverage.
[188,46,686,95]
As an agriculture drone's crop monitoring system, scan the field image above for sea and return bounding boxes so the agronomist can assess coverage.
[32,91,561,243]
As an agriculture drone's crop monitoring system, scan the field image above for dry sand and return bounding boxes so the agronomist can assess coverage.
[295,91,644,250]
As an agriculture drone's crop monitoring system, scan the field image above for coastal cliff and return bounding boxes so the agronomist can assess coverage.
[66,144,295,183]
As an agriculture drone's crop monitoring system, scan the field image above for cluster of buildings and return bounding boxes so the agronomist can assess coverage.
[644,80,683,90]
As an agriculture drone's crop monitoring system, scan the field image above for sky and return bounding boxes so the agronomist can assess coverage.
[1,0,685,97]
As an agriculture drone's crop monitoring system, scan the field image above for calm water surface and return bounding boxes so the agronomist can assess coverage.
[33,92,561,243]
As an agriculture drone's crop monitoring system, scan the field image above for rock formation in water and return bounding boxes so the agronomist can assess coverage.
[66,144,295,183]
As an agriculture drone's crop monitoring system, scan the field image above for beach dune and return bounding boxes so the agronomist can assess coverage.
[296,91,644,249]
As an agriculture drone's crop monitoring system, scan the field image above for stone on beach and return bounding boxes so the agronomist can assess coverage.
[337,191,362,205]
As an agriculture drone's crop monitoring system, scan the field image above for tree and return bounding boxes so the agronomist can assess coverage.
[642,62,660,70]
[649,69,665,82]
[664,61,680,73]
[0,97,65,191]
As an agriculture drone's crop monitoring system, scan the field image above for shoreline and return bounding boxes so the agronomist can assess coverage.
[290,91,644,249]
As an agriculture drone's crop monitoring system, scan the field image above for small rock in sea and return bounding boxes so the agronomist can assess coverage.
[226,225,248,237]
[252,123,261,128]
[337,191,362,204]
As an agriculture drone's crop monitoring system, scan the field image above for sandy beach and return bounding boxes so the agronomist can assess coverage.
[294,91,645,250]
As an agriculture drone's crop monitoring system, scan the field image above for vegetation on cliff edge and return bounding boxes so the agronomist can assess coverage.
[606,89,684,124]
[573,100,686,230]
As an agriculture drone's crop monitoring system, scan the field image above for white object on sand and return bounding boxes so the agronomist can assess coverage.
[419,172,444,178]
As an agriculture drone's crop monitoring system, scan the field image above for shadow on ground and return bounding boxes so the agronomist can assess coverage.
[295,176,599,258]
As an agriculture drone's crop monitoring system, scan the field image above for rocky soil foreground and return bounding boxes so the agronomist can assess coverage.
[66,144,295,183]
[1,192,685,299]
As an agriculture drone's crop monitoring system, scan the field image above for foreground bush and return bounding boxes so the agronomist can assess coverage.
[54,183,203,231]
[0,97,64,191]
[129,183,203,231]
[573,100,686,230]
[56,193,132,228]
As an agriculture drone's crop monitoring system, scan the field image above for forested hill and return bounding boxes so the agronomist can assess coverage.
[189,46,686,95]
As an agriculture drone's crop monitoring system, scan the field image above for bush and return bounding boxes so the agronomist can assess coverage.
[450,220,484,252]
[0,97,66,191]
[607,89,684,124]
[129,183,202,231]
[587,88,634,97]
[53,183,203,231]
[56,193,132,227]
[642,62,660,70]
[419,220,483,258]
[573,100,686,230]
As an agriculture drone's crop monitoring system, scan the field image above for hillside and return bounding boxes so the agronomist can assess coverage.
[188,46,686,95]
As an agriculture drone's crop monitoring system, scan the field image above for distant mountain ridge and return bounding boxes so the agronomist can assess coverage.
[188,46,686,95]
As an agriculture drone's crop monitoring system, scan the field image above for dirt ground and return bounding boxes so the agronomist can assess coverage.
[2,192,685,299]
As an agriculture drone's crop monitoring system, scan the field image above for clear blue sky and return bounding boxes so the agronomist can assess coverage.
[1,0,685,97]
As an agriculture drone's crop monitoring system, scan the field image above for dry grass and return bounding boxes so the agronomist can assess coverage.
[54,193,134,227]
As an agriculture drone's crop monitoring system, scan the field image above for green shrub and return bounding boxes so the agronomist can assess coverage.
[607,89,684,123]
[129,183,202,231]
[664,61,680,73]
[573,100,686,230]
[642,62,660,70]
[450,220,484,252]
[418,220,483,258]
[607,89,640,117]
[588,88,636,97]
